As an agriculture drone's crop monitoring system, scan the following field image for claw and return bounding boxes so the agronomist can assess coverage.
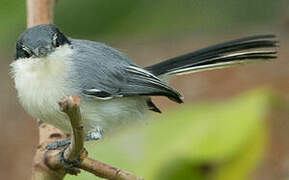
[58,146,82,175]
[46,132,99,174]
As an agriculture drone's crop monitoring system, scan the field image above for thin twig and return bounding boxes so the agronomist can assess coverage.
[44,96,145,180]
[58,96,86,162]
[80,157,145,180]
[46,153,144,180]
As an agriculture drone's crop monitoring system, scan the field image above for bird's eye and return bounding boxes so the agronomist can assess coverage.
[16,45,32,59]
[23,50,31,58]
[23,46,32,57]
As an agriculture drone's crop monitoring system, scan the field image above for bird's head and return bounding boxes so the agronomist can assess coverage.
[15,24,70,60]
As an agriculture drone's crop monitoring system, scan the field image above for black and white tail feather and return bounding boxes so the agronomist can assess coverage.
[141,34,278,112]
[145,34,278,76]
[83,34,277,113]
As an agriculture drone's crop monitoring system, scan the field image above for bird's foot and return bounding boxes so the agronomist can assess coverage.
[57,144,82,175]
[46,131,101,174]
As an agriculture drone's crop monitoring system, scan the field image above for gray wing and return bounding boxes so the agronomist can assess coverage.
[70,39,183,103]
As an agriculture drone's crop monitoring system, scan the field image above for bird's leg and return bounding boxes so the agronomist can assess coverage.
[47,139,71,150]
[47,129,103,150]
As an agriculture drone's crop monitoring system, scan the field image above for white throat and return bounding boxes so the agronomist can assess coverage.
[10,45,75,131]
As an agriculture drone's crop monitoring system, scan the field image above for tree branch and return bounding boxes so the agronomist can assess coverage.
[58,96,85,163]
[45,152,144,180]
[44,96,144,180]
[80,157,145,180]
[26,0,56,28]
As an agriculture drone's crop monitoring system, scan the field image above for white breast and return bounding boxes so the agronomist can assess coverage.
[10,45,74,132]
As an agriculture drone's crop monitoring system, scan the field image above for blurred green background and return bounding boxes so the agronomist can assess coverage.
[0,0,289,179]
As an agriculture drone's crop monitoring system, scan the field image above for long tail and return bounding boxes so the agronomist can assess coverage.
[145,35,278,76]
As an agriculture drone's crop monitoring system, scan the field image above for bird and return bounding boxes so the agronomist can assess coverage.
[11,24,277,143]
